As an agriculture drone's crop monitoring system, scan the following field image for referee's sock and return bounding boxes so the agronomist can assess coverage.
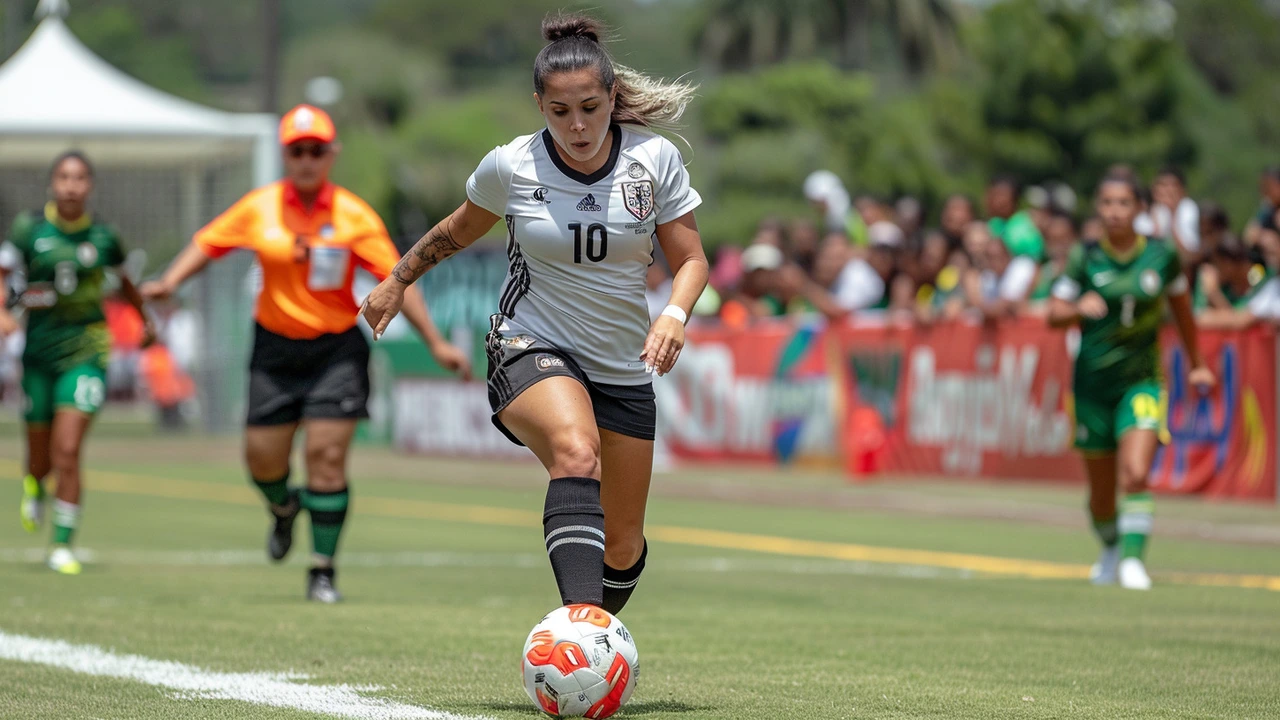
[302,487,350,567]
[602,540,646,615]
[543,476,605,607]
[252,471,293,511]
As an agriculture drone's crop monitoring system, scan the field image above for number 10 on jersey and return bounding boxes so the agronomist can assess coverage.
[569,223,608,264]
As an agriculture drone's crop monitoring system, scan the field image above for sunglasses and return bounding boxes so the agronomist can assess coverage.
[287,144,331,159]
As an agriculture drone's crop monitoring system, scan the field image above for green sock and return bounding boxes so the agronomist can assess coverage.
[302,487,349,561]
[52,499,80,546]
[252,471,291,508]
[1091,512,1119,548]
[1119,492,1154,560]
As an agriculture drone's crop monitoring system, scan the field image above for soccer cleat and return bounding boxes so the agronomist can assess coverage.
[1118,557,1152,591]
[267,491,301,562]
[20,475,44,534]
[1089,545,1120,586]
[47,546,81,575]
[306,567,342,603]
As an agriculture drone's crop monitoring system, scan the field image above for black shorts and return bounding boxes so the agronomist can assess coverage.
[485,325,656,446]
[247,324,371,426]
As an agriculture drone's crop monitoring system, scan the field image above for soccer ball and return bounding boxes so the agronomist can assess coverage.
[521,604,639,719]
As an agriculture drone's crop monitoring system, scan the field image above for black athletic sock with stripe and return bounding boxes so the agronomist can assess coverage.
[602,540,646,615]
[543,476,605,606]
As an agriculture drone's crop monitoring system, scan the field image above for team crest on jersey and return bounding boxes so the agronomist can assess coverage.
[626,161,646,179]
[319,224,335,239]
[532,187,551,204]
[76,242,98,267]
[1140,269,1162,296]
[622,181,654,222]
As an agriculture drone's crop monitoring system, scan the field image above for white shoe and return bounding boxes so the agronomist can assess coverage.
[1089,546,1120,585]
[47,546,82,575]
[1118,557,1151,591]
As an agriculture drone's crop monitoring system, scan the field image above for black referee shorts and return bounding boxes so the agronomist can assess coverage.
[246,323,371,426]
[485,324,656,446]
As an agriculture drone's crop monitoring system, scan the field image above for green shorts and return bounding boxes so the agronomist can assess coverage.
[1072,380,1168,455]
[22,363,108,424]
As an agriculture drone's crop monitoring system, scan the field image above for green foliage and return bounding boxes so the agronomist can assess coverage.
[698,61,961,244]
[964,0,1192,192]
[67,5,207,103]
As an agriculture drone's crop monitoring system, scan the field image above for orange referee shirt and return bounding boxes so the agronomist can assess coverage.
[194,181,400,340]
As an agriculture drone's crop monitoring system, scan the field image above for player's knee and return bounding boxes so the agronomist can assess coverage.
[305,444,347,486]
[50,440,79,475]
[1118,461,1149,494]
[550,431,601,479]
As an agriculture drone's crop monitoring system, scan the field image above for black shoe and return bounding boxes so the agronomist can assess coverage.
[307,567,342,603]
[267,491,300,562]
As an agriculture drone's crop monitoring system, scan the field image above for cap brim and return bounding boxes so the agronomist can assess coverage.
[281,132,335,146]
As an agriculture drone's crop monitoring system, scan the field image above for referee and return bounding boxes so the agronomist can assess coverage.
[142,105,470,602]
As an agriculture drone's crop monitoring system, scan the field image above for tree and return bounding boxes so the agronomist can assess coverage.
[961,0,1194,193]
[693,0,961,77]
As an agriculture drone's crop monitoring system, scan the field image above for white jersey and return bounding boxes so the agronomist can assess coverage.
[467,124,701,385]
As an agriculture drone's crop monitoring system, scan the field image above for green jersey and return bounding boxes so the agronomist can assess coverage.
[2,206,126,373]
[1052,237,1186,395]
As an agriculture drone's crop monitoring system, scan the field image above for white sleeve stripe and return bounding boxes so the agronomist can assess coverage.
[1051,277,1081,302]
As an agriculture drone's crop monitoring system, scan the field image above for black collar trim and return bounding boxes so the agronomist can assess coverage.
[541,124,622,186]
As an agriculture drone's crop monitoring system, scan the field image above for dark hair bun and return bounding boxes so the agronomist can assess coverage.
[542,13,603,43]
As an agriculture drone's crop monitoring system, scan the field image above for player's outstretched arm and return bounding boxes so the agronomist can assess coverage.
[140,244,212,301]
[644,211,708,376]
[1168,291,1215,389]
[360,200,499,340]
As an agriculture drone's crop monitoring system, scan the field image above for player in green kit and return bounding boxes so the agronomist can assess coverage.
[1049,173,1214,591]
[1,151,155,574]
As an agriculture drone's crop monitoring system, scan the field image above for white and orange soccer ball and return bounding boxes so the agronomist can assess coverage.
[521,604,639,719]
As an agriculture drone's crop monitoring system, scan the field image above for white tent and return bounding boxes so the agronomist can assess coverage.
[0,0,278,183]
[0,0,282,430]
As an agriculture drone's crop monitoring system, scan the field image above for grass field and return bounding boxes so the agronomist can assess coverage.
[2,431,1279,719]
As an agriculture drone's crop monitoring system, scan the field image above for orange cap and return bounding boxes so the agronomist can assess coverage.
[279,104,336,145]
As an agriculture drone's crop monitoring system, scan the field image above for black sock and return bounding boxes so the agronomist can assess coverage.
[543,476,605,606]
[602,540,646,615]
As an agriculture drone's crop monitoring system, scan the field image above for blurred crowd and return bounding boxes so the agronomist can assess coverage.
[647,166,1280,331]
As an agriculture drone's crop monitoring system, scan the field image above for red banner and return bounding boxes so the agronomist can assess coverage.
[669,319,1277,502]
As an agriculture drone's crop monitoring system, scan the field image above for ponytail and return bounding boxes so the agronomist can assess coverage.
[534,13,696,130]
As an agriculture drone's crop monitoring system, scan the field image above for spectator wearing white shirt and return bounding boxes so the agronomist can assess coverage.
[788,222,910,320]
[968,234,1038,319]
[1134,166,1199,256]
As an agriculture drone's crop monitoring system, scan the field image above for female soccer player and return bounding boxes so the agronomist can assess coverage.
[142,105,470,602]
[360,14,708,614]
[1049,173,1214,591]
[4,151,155,574]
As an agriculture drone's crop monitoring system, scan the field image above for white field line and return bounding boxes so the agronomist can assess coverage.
[0,547,972,581]
[0,630,491,720]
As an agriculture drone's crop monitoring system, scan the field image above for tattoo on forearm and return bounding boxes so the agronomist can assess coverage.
[392,222,464,284]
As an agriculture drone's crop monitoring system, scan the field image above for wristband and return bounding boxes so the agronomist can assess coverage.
[661,304,688,325]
